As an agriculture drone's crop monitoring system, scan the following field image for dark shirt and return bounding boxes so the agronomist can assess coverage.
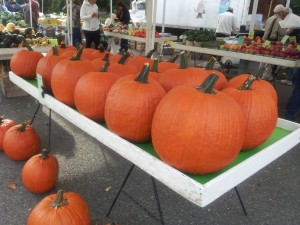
[117,8,131,25]
[72,3,81,28]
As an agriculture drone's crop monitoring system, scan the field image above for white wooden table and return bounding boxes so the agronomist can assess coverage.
[0,47,51,60]
[104,31,177,54]
[171,43,300,68]
[9,72,300,207]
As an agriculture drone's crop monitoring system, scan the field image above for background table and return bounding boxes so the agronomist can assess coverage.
[0,47,51,60]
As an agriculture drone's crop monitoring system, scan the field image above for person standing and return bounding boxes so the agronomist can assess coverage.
[31,0,39,21]
[286,68,300,122]
[80,0,100,49]
[116,0,131,52]
[11,1,23,13]
[72,0,82,47]
[4,0,13,12]
[23,0,38,31]
[215,7,239,37]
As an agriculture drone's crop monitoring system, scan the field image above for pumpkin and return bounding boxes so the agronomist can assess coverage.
[36,46,66,91]
[110,51,125,63]
[74,61,119,121]
[125,49,155,71]
[3,122,41,161]
[46,42,76,56]
[105,63,166,143]
[224,66,278,103]
[158,54,179,73]
[51,46,98,107]
[27,190,91,225]
[152,73,246,174]
[158,51,201,92]
[222,75,278,150]
[149,58,160,81]
[92,46,111,59]
[82,48,99,60]
[10,42,44,78]
[107,52,139,77]
[22,149,59,193]
[0,116,16,151]
[92,53,110,70]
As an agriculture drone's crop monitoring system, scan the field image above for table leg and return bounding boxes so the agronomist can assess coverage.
[235,187,247,216]
[30,103,41,125]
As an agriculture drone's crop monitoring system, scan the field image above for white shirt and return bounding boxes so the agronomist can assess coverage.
[216,12,239,35]
[80,0,100,31]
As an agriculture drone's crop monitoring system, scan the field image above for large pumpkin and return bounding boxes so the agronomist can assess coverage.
[149,58,160,81]
[91,46,111,59]
[22,149,59,193]
[125,49,155,71]
[74,62,119,121]
[51,46,98,107]
[222,75,278,150]
[10,43,44,78]
[27,190,91,225]
[152,73,246,174]
[158,54,179,73]
[105,63,166,143]
[46,43,76,56]
[3,122,41,161]
[107,52,138,77]
[92,53,110,70]
[36,46,66,91]
[0,116,16,150]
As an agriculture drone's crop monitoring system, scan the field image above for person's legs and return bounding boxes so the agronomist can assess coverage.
[92,29,101,49]
[83,30,92,48]
[286,68,300,121]
[120,38,128,52]
[72,27,82,47]
[281,68,296,85]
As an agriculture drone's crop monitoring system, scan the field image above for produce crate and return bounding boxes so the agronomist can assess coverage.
[129,41,136,50]
[136,42,146,51]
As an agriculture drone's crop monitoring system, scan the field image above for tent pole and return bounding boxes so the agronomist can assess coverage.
[249,0,258,31]
[286,0,290,8]
[267,0,274,19]
[162,0,166,34]
[29,0,32,28]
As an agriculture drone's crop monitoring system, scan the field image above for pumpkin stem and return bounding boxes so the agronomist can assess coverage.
[39,149,49,160]
[205,57,216,70]
[99,44,106,52]
[239,75,256,90]
[60,41,66,49]
[179,51,189,69]
[168,54,179,63]
[52,46,59,56]
[17,121,29,132]
[145,49,155,58]
[196,73,219,94]
[102,53,110,62]
[50,190,68,209]
[100,61,110,72]
[118,52,131,64]
[70,46,83,61]
[253,66,267,79]
[23,41,33,51]
[151,58,159,73]
[0,116,3,125]
[135,63,150,83]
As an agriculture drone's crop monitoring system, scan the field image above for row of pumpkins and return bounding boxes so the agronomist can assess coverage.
[9,43,278,175]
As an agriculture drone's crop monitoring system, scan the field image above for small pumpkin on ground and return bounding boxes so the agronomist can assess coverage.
[3,121,41,161]
[22,149,59,193]
[152,73,246,174]
[27,190,91,225]
[0,116,16,151]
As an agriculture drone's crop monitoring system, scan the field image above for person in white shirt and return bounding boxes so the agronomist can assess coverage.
[215,7,239,37]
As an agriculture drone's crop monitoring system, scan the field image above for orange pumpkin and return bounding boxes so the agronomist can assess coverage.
[125,49,155,71]
[27,190,91,225]
[51,46,98,107]
[222,75,278,150]
[10,43,44,78]
[158,54,179,73]
[105,63,166,143]
[0,116,16,151]
[92,46,111,59]
[46,43,76,56]
[82,48,99,60]
[107,52,138,77]
[110,50,125,63]
[152,73,246,174]
[149,58,160,81]
[74,62,119,121]
[36,46,66,91]
[92,53,110,70]
[3,122,41,161]
[22,149,59,193]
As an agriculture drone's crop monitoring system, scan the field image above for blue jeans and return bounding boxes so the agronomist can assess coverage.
[72,27,82,47]
[286,68,300,121]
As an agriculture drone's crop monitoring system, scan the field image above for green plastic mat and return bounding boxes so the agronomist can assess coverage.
[26,78,292,184]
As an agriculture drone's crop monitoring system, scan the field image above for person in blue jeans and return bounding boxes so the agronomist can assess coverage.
[286,68,300,122]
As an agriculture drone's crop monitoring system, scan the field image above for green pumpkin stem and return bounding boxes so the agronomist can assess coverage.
[135,63,150,83]
[253,66,267,79]
[0,116,3,125]
[196,73,219,94]
[17,121,28,132]
[50,190,68,209]
[239,75,256,90]
[151,58,159,73]
[100,61,110,72]
[205,57,216,70]
[23,41,33,51]
[40,149,49,160]
[118,52,130,64]
[179,51,189,69]
[52,46,59,56]
[102,53,110,61]
[145,49,155,58]
[168,54,179,63]
[70,47,83,61]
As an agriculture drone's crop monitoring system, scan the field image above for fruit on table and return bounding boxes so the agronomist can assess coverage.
[105,63,166,143]
[3,122,41,161]
[27,190,91,225]
[10,41,44,78]
[6,22,16,32]
[222,75,278,150]
[0,116,16,151]
[131,29,161,38]
[22,149,59,193]
[51,46,98,107]
[152,73,246,174]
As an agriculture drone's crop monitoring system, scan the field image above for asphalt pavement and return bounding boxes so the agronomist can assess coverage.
[0,60,299,225]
